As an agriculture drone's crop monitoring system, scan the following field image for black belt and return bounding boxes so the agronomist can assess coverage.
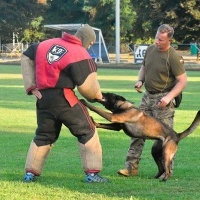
[147,91,169,95]
[148,91,161,94]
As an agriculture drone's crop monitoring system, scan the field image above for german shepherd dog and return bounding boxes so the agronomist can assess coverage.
[81,92,200,181]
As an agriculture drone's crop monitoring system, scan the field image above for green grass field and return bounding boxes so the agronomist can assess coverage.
[0,65,200,200]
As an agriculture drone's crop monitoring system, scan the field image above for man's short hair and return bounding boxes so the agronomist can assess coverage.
[157,24,174,39]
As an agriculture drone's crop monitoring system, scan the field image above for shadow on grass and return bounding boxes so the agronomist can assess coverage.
[1,127,200,199]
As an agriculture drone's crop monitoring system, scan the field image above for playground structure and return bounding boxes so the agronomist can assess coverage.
[44,24,110,63]
[0,43,23,60]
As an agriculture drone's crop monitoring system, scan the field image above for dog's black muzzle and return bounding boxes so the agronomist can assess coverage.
[97,92,127,112]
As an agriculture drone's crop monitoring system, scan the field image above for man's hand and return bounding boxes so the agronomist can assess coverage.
[31,89,42,99]
[157,96,171,108]
[134,81,143,93]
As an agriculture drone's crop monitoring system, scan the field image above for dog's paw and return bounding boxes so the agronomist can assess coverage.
[154,171,165,179]
[159,178,167,182]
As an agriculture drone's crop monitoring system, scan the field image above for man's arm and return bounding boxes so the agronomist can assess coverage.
[134,65,145,93]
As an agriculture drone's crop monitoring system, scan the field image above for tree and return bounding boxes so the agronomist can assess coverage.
[44,0,137,47]
[22,16,47,43]
[82,0,137,45]
[0,0,46,43]
[175,0,200,43]
[131,0,200,43]
[44,0,87,24]
[2,0,200,48]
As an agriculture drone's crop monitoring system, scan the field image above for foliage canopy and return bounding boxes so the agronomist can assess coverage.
[0,0,46,42]
[0,0,200,45]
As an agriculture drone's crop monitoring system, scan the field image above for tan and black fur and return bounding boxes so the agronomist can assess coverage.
[81,92,200,181]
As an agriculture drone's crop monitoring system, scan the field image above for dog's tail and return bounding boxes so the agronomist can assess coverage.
[178,110,200,141]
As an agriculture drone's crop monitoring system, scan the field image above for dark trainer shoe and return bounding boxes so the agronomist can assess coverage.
[86,173,109,183]
[24,172,35,182]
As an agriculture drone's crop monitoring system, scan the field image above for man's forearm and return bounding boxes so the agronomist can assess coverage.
[138,65,145,82]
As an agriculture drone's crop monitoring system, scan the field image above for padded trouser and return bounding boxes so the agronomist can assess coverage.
[78,128,102,173]
[125,138,144,170]
[25,140,52,176]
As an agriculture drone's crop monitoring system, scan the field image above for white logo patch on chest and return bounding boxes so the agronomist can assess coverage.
[47,45,68,64]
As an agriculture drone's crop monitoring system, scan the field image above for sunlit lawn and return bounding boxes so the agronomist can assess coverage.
[0,64,200,200]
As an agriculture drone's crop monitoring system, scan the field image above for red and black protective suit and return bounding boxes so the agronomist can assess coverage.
[23,32,98,145]
[21,32,103,176]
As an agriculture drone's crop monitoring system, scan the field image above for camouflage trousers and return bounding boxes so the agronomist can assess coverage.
[125,91,175,170]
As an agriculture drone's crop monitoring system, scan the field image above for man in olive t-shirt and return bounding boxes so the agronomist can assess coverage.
[118,24,187,178]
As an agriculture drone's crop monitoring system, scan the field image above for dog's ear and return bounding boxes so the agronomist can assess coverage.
[119,96,126,101]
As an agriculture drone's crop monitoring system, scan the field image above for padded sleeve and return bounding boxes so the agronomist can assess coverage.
[77,72,102,101]
[69,59,102,100]
[21,54,37,95]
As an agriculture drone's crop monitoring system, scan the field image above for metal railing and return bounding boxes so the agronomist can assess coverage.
[0,43,23,60]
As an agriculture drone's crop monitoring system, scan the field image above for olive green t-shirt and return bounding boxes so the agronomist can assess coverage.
[143,44,185,92]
